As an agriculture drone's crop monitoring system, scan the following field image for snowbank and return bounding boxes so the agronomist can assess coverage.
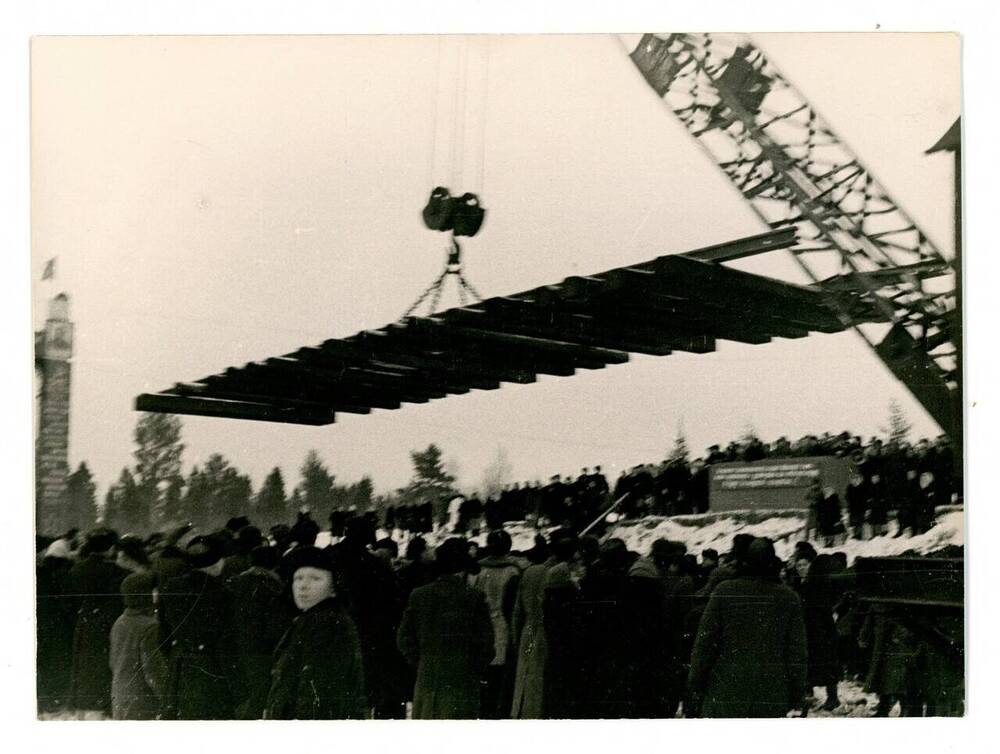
[320,507,963,567]
[607,509,964,565]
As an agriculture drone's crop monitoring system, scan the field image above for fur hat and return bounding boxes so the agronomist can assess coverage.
[284,545,337,576]
[744,537,778,579]
[185,535,226,569]
[84,528,118,555]
[117,534,150,567]
[434,538,470,575]
[225,516,251,533]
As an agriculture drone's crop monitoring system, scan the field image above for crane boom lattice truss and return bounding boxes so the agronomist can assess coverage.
[628,33,960,437]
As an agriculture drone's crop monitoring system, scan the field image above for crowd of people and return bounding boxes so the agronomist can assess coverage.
[381,432,957,540]
[36,504,963,720]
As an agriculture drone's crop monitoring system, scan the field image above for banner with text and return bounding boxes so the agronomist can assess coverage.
[709,456,850,511]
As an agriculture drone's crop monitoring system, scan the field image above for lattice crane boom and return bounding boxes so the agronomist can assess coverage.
[627,33,960,438]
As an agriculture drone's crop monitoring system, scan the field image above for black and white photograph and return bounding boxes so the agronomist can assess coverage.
[25,21,971,728]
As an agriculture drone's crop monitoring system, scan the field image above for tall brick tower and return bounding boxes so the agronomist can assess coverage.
[35,292,73,535]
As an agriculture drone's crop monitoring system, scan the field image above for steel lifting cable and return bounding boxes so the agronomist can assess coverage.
[451,36,469,191]
[426,36,443,190]
[477,36,491,196]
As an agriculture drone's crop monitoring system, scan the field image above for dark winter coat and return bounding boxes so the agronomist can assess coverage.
[540,562,585,718]
[688,577,807,718]
[328,543,408,715]
[63,554,130,712]
[397,574,494,719]
[36,555,74,712]
[225,566,293,719]
[803,572,843,687]
[219,553,251,582]
[623,560,674,717]
[817,493,844,537]
[264,597,367,720]
[549,561,668,719]
[109,609,168,720]
[868,481,890,526]
[846,481,871,528]
[158,569,238,719]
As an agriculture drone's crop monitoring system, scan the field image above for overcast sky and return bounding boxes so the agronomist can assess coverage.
[31,32,960,497]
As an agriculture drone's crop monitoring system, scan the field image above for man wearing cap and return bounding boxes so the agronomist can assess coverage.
[158,534,238,719]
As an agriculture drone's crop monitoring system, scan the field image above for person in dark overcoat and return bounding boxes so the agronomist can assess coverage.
[649,539,694,717]
[397,538,495,719]
[894,469,920,537]
[225,545,294,718]
[539,531,586,718]
[802,554,844,711]
[868,473,890,537]
[327,516,408,719]
[64,529,130,713]
[816,486,845,546]
[845,473,871,540]
[264,547,367,720]
[158,535,239,720]
[36,540,75,713]
[687,538,808,718]
[560,538,649,719]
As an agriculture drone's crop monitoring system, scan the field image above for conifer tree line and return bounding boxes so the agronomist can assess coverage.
[73,414,390,535]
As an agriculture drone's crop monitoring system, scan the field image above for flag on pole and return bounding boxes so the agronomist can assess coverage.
[41,258,56,281]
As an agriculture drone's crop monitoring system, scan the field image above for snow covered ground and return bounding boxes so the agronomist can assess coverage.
[607,508,964,565]
[367,506,964,566]
[38,681,884,720]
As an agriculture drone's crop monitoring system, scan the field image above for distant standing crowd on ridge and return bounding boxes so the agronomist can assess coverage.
[385,432,958,541]
[37,500,962,720]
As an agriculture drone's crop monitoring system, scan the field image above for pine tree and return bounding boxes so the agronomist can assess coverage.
[668,424,690,465]
[161,474,185,528]
[883,398,913,445]
[480,446,513,499]
[65,461,97,531]
[180,466,208,529]
[400,444,457,507]
[198,454,253,529]
[104,467,147,533]
[132,412,184,528]
[298,450,335,519]
[353,476,374,511]
[288,487,305,518]
[255,467,288,527]
[739,422,761,445]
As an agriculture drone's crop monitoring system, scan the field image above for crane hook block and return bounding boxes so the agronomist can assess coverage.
[422,187,487,237]
[452,193,486,237]
[422,186,455,231]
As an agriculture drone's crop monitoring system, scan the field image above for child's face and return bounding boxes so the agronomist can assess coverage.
[292,567,334,611]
